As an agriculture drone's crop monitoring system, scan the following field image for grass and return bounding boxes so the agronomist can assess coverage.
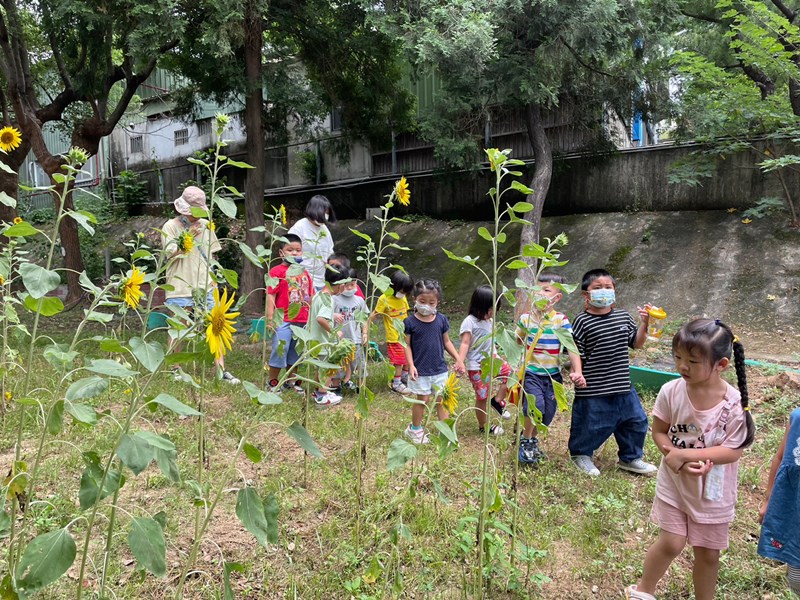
[0,331,797,599]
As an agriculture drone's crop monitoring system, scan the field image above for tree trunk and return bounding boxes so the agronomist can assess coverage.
[789,78,800,117]
[515,103,553,317]
[0,144,27,226]
[49,176,85,302]
[241,0,266,314]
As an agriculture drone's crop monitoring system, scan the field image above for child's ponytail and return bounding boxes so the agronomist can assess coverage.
[731,336,756,449]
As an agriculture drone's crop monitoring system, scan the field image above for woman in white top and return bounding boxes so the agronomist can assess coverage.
[288,195,336,290]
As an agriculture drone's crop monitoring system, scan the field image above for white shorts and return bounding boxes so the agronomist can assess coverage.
[407,371,448,397]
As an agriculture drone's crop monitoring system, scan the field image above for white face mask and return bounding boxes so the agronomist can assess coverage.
[415,302,437,317]
[340,288,356,297]
[324,213,330,222]
[395,292,405,299]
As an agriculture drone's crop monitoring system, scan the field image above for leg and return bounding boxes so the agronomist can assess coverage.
[691,546,720,600]
[614,389,649,463]
[568,395,617,458]
[636,529,687,595]
[788,565,800,596]
[469,370,489,428]
[523,416,535,439]
[411,395,428,427]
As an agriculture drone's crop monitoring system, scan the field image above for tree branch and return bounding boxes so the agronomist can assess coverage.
[769,0,796,22]
[559,36,620,80]
[680,10,723,24]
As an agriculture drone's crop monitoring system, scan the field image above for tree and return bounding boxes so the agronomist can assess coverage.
[668,0,800,226]
[395,0,673,290]
[0,0,184,300]
[166,0,414,313]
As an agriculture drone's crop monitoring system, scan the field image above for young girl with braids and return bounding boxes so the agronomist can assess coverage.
[626,319,756,600]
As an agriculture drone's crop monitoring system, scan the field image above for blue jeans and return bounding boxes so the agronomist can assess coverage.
[268,322,302,368]
[568,389,648,463]
[522,371,561,426]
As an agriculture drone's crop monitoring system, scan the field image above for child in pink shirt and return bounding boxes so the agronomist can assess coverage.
[625,319,755,600]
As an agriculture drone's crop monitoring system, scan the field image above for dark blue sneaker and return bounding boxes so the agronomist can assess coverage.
[518,436,542,466]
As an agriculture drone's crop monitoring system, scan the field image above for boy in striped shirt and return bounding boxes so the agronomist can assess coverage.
[516,274,585,466]
[568,268,657,477]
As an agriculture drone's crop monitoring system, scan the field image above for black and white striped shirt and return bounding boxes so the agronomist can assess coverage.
[572,309,637,398]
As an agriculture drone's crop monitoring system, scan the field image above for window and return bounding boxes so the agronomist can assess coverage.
[130,135,143,154]
[330,107,343,132]
[174,128,189,146]
[197,119,211,137]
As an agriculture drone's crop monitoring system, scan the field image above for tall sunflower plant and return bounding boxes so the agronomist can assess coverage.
[438,147,577,595]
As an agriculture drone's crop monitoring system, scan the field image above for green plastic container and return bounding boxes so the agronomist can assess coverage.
[630,365,680,392]
[147,311,169,331]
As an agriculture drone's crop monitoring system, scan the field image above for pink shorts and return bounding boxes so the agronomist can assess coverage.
[467,362,511,401]
[387,342,407,367]
[650,497,730,550]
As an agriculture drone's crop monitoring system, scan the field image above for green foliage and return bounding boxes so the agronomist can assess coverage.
[115,170,149,217]
[672,0,800,224]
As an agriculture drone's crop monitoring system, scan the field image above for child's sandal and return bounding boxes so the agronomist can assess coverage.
[625,585,656,600]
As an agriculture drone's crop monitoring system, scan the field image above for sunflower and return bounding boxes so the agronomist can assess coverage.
[176,230,194,253]
[0,275,5,285]
[439,372,459,415]
[206,287,239,361]
[0,127,22,153]
[279,204,287,225]
[208,221,216,232]
[121,267,145,309]
[13,217,22,224]
[394,176,410,206]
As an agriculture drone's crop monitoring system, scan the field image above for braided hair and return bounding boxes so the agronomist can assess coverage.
[672,318,755,448]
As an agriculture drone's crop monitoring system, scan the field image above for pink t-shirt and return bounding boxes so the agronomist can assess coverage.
[653,378,747,524]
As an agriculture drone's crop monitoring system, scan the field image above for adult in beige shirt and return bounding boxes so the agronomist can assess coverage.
[161,186,239,384]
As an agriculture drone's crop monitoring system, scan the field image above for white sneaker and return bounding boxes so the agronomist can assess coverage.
[314,391,341,407]
[618,458,658,475]
[572,455,600,476]
[221,370,240,385]
[404,424,429,444]
[391,381,413,396]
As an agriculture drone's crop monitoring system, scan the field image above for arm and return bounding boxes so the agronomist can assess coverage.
[633,304,652,349]
[266,293,277,328]
[759,424,790,522]
[567,351,585,387]
[458,332,472,364]
[404,334,417,380]
[444,334,465,374]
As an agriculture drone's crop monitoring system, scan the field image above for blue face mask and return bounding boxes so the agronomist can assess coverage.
[588,289,615,308]
[283,255,303,264]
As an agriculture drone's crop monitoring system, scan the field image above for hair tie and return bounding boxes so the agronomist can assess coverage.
[714,319,722,326]
[733,335,740,344]
[744,406,750,412]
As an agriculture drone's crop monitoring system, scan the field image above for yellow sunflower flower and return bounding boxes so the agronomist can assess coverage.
[177,231,194,253]
[206,287,239,361]
[4,391,11,401]
[0,275,5,285]
[121,267,145,309]
[279,204,287,225]
[439,372,459,415]
[13,217,22,224]
[0,127,22,153]
[394,176,410,206]
[208,221,216,232]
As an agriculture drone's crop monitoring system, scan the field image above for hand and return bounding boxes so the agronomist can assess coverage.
[337,330,344,339]
[637,303,653,324]
[758,502,768,524]
[569,372,586,388]
[682,459,713,477]
[662,445,686,473]
[408,366,419,381]
[454,360,466,375]
[333,313,345,325]
[362,334,368,345]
